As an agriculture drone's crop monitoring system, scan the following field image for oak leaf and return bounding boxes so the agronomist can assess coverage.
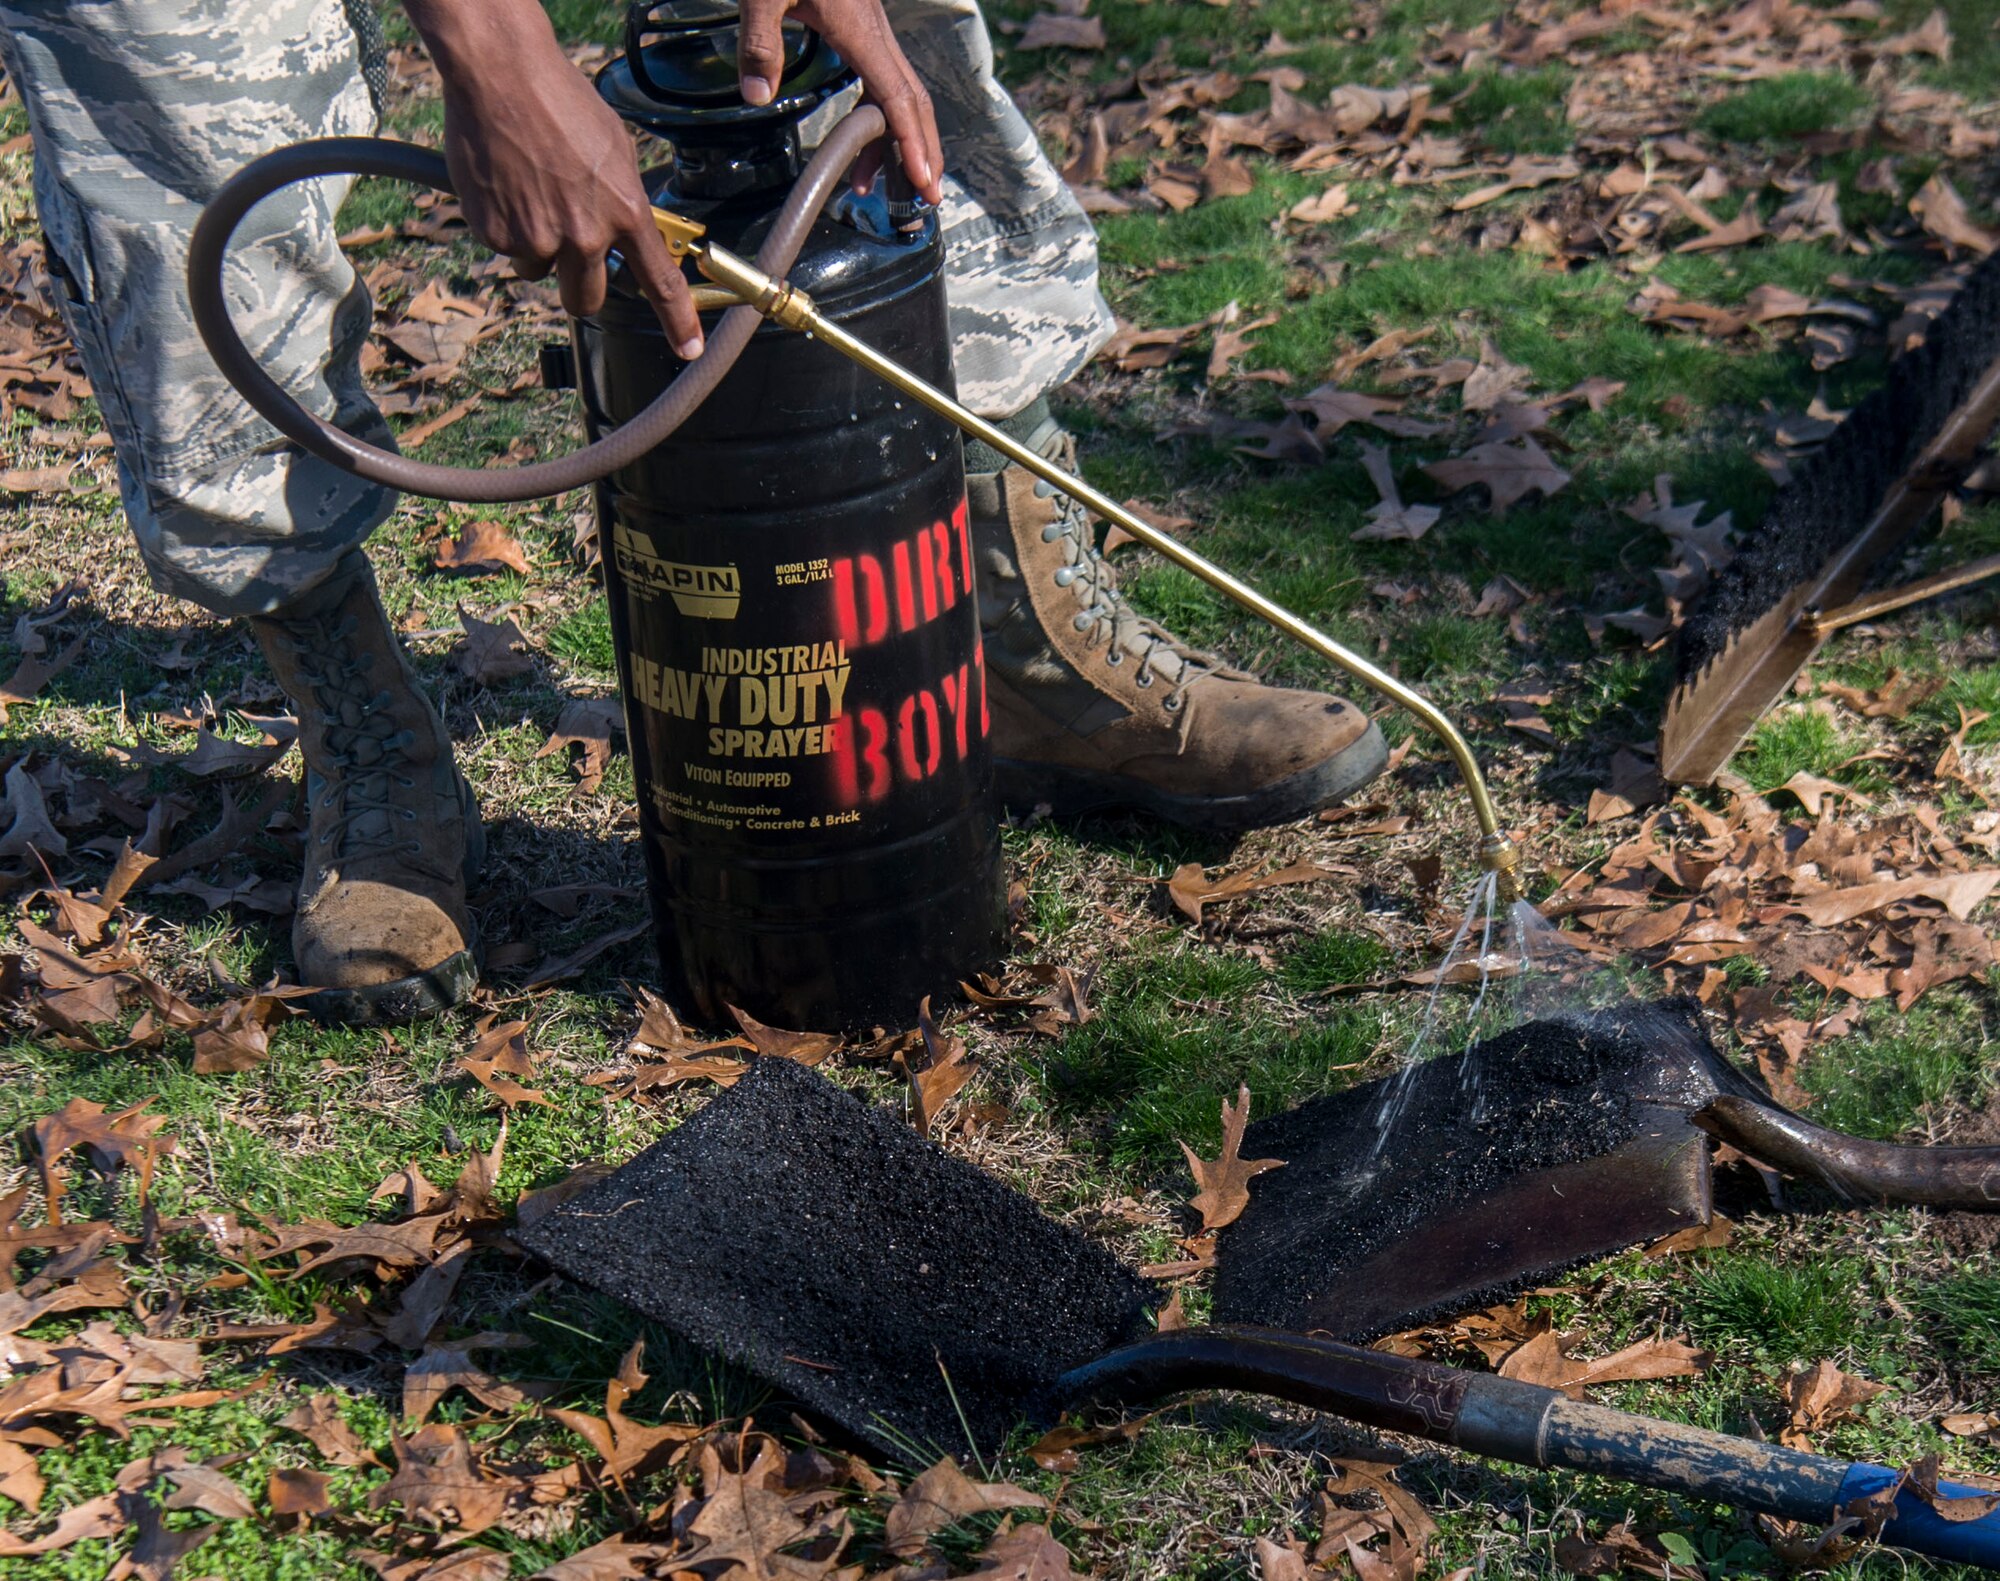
[727,1004,839,1065]
[453,607,535,685]
[884,1457,1048,1556]
[369,1423,515,1535]
[1782,1359,1886,1449]
[457,1017,549,1111]
[534,697,623,794]
[30,1099,175,1224]
[433,519,532,578]
[548,1339,702,1487]
[965,1522,1079,1579]
[1422,437,1570,513]
[1499,1330,1710,1398]
[1167,858,1346,924]
[279,1394,380,1467]
[1180,1085,1284,1231]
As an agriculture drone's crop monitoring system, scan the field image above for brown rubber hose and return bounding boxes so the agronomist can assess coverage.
[1695,1093,2000,1207]
[185,105,887,504]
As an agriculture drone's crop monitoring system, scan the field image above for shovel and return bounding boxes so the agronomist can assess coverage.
[516,1046,2000,1568]
[1213,997,2000,1341]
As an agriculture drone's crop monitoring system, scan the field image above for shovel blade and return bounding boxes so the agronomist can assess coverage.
[1214,1002,1723,1340]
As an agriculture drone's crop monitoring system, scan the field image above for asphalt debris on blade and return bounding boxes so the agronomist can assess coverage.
[514,1056,1154,1462]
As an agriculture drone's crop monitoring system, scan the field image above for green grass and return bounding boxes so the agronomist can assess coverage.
[1683,1255,1869,1363]
[1697,72,1875,144]
[546,600,617,676]
[1279,927,1393,993]
[1731,707,1877,795]
[1800,995,1993,1141]
[1920,1274,2000,1375]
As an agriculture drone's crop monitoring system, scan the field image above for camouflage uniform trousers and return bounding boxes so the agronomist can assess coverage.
[0,0,1112,619]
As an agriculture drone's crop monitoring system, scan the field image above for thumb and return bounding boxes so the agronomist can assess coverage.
[737,0,788,106]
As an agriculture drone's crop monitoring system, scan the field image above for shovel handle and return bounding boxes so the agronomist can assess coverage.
[1052,1328,2000,1569]
[1694,1095,2000,1208]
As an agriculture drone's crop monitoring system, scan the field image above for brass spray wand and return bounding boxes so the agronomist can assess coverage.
[664,209,1525,902]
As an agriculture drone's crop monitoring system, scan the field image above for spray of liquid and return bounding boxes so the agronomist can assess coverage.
[1365,868,1599,1164]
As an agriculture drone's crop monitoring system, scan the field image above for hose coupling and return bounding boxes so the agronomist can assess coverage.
[694,242,818,332]
[1478,832,1524,904]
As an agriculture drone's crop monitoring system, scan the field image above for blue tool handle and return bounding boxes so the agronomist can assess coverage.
[1839,1463,2000,1569]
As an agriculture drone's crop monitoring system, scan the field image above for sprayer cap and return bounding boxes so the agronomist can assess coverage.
[600,0,852,135]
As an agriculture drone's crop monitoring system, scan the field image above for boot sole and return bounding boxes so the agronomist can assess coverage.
[302,782,488,1028]
[994,720,1391,835]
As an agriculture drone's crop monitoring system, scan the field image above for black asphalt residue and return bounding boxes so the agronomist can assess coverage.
[1213,999,1729,1337]
[513,1056,1153,1463]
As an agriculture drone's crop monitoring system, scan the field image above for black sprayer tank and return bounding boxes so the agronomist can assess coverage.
[572,1,1006,1031]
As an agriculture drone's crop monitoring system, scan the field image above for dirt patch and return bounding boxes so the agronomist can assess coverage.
[513,1055,1152,1463]
[1938,1086,2000,1259]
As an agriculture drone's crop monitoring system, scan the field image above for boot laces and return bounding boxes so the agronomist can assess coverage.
[1033,477,1219,711]
[282,612,437,872]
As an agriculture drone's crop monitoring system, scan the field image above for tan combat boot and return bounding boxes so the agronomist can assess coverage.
[967,405,1387,832]
[250,552,482,1023]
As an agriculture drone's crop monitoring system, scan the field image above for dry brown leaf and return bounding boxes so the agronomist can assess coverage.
[533,697,623,794]
[280,1393,380,1467]
[267,1466,334,1523]
[1018,11,1105,48]
[1821,669,1944,719]
[1782,1359,1887,1449]
[884,1458,1047,1556]
[1167,857,1345,924]
[368,1422,514,1536]
[401,396,482,450]
[531,1536,676,1579]
[726,1003,839,1065]
[1910,175,1998,257]
[1499,1330,1711,1398]
[548,1339,701,1487]
[1460,338,1532,412]
[1554,1519,1683,1578]
[1180,1085,1284,1231]
[1423,437,1571,513]
[1027,1413,1152,1473]
[0,1490,124,1557]
[965,1522,1079,1579]
[901,996,975,1132]
[1903,1452,2000,1523]
[1643,1216,1732,1257]
[457,1017,550,1111]
[1451,155,1579,211]
[1881,6,1951,57]
[31,1098,176,1224]
[433,519,532,578]
[1789,870,2000,926]
[1351,441,1442,543]
[453,607,535,685]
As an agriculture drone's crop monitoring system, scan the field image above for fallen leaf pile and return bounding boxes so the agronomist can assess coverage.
[1547,779,2000,1104]
[1254,1457,1450,1581]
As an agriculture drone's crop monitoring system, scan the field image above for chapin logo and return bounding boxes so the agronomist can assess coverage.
[612,526,741,618]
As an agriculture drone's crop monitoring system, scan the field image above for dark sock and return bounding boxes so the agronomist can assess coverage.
[962,395,1056,475]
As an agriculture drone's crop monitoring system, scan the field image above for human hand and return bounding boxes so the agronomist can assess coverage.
[736,0,945,205]
[405,0,706,356]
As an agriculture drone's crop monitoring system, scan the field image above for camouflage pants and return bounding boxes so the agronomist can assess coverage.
[0,0,1111,619]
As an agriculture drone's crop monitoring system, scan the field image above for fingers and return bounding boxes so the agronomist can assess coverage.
[849,139,886,196]
[554,249,610,321]
[737,0,791,107]
[838,21,942,204]
[617,208,705,360]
